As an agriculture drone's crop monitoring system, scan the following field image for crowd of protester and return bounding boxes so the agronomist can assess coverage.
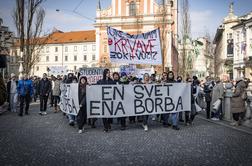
[0,69,250,133]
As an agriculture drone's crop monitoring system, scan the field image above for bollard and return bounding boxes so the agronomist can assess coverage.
[224,83,233,121]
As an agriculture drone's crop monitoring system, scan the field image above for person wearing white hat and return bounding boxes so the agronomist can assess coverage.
[7,73,18,112]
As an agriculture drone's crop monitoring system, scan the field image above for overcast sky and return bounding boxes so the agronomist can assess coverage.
[0,0,251,40]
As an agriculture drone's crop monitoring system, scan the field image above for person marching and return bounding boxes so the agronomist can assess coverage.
[77,76,88,133]
[17,74,33,116]
[38,73,51,115]
[162,71,180,130]
[7,73,18,112]
[97,69,115,132]
[52,75,61,113]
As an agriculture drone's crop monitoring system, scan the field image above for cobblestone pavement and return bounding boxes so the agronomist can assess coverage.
[0,103,252,166]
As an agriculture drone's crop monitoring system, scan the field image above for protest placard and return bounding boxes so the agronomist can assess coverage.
[59,83,80,115]
[79,68,104,84]
[48,66,67,76]
[86,83,191,118]
[107,27,162,65]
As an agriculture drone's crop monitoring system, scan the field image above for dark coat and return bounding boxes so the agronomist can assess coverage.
[79,83,87,106]
[7,80,18,94]
[38,78,51,96]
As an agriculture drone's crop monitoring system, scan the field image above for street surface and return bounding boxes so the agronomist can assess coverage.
[0,103,252,166]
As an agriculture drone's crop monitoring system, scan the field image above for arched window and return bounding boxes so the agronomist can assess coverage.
[129,1,136,16]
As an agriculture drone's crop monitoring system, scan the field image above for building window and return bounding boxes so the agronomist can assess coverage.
[92,55,96,61]
[46,47,49,53]
[65,55,68,61]
[92,45,96,51]
[74,55,77,61]
[55,47,58,52]
[83,45,87,51]
[227,33,232,39]
[36,66,39,71]
[46,56,49,62]
[104,44,107,53]
[41,47,44,53]
[65,46,68,52]
[55,56,58,62]
[129,1,136,16]
[74,66,77,71]
[83,55,87,61]
[74,46,77,51]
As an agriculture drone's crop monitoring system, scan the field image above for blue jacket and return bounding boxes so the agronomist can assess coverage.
[17,79,33,97]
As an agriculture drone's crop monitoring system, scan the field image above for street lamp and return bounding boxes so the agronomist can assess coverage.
[18,51,24,79]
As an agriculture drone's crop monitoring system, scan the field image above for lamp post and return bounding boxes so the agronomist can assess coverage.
[18,51,24,79]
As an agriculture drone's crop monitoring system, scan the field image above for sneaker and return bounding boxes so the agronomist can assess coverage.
[152,117,156,121]
[78,129,83,134]
[69,121,75,126]
[39,111,42,115]
[211,117,219,121]
[142,124,148,131]
[230,121,238,126]
[104,128,109,132]
[179,119,184,122]
[42,112,47,115]
[172,126,180,130]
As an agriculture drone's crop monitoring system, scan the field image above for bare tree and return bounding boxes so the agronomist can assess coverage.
[180,0,191,79]
[13,0,47,74]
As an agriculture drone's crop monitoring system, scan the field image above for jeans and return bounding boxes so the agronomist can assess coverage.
[163,113,178,126]
[9,93,17,112]
[68,114,76,123]
[53,96,60,108]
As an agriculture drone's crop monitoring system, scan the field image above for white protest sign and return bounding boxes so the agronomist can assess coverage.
[79,68,104,84]
[48,66,67,75]
[86,83,191,118]
[107,27,162,65]
[120,64,136,75]
[59,83,80,115]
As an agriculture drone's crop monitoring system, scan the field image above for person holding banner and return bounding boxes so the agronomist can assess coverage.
[162,71,180,130]
[97,69,115,132]
[119,72,130,129]
[140,73,151,131]
[185,77,199,125]
[77,76,88,134]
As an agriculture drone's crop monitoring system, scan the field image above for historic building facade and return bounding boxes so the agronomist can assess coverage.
[10,30,97,77]
[232,16,252,79]
[95,0,178,74]
[213,2,252,80]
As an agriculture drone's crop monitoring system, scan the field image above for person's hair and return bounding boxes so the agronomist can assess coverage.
[103,68,110,80]
[167,71,174,80]
[79,76,87,84]
[177,76,182,80]
[113,72,120,78]
[192,76,198,80]
[143,73,149,80]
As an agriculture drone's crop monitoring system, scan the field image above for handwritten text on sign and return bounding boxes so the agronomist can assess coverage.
[59,83,80,115]
[87,83,191,118]
[107,27,162,65]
